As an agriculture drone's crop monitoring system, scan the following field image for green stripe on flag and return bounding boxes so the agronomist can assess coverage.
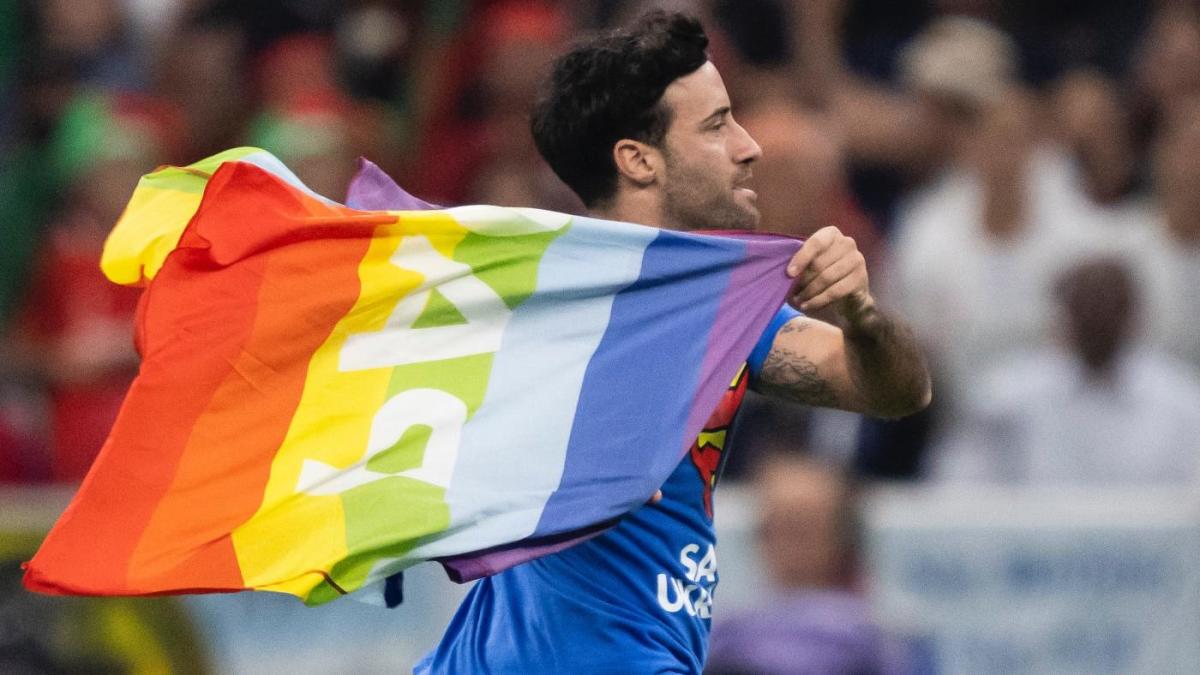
[312,224,566,602]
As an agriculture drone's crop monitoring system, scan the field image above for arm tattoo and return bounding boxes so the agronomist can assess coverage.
[758,322,840,407]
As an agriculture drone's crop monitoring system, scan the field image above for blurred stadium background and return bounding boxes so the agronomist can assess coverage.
[2,0,1200,673]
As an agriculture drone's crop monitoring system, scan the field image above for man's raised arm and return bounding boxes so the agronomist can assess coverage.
[754,227,931,419]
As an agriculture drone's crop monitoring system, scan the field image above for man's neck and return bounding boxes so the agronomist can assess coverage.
[589,192,682,231]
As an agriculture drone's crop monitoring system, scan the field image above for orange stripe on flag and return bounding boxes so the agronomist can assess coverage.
[25,163,392,595]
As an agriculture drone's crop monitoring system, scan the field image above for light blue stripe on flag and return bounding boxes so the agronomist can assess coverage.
[406,216,658,560]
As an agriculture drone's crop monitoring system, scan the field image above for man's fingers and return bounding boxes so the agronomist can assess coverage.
[800,274,864,312]
[783,226,872,315]
[798,249,861,296]
[786,240,822,278]
[786,227,839,277]
[792,232,857,284]
[648,489,663,505]
[791,250,862,302]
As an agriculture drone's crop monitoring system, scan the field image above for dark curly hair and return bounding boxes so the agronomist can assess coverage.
[531,11,709,207]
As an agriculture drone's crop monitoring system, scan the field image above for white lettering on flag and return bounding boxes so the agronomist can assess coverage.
[339,234,512,371]
[296,388,468,495]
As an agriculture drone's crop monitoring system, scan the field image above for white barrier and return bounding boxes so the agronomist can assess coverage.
[11,484,1200,673]
[863,486,1200,675]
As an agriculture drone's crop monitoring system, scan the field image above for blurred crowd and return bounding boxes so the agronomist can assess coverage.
[3,0,1200,672]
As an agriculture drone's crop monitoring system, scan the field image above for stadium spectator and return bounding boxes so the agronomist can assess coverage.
[707,454,907,674]
[937,256,1200,485]
[1035,68,1162,311]
[8,91,179,482]
[153,8,251,160]
[412,1,568,206]
[889,88,1077,460]
[246,35,362,200]
[1049,69,1149,219]
[1133,3,1200,127]
[33,0,148,91]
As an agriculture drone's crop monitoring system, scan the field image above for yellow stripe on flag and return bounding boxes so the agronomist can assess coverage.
[101,184,204,285]
[231,214,470,596]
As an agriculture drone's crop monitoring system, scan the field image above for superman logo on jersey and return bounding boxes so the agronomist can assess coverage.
[689,364,749,519]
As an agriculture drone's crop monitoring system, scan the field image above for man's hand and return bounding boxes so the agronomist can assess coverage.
[785,226,875,324]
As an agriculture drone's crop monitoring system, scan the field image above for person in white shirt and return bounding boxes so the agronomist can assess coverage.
[934,256,1200,485]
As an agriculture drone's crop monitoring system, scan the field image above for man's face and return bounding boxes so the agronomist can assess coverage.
[657,62,762,231]
[757,458,847,589]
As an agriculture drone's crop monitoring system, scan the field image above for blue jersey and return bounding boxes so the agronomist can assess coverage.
[416,307,799,674]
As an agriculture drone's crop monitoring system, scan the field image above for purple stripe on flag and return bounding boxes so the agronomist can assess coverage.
[345,158,440,211]
[682,235,800,450]
[436,519,616,583]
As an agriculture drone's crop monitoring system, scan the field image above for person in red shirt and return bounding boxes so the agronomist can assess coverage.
[13,92,180,481]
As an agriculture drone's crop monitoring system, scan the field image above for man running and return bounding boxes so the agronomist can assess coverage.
[417,12,930,674]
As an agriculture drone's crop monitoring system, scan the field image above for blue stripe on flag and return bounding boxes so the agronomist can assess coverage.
[532,229,748,535]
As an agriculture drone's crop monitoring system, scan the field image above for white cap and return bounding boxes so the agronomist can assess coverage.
[900,16,1018,105]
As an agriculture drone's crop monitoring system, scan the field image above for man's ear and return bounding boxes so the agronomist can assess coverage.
[612,138,663,187]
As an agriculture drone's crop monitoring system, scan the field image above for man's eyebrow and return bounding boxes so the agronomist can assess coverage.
[700,106,731,127]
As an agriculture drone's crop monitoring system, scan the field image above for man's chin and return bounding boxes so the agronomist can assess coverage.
[732,192,761,230]
[689,207,759,231]
[664,194,760,231]
[732,204,761,231]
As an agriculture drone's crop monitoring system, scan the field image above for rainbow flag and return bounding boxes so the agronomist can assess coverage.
[23,150,801,605]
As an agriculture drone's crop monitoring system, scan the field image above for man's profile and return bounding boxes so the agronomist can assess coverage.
[416,12,930,673]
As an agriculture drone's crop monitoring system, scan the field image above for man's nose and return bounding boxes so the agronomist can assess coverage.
[732,120,763,164]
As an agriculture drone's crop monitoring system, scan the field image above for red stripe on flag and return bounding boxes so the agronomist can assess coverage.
[25,163,391,596]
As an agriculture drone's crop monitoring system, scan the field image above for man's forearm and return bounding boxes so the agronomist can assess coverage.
[770,223,931,416]
[841,303,931,419]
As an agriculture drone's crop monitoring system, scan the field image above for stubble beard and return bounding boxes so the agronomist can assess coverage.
[661,158,760,232]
